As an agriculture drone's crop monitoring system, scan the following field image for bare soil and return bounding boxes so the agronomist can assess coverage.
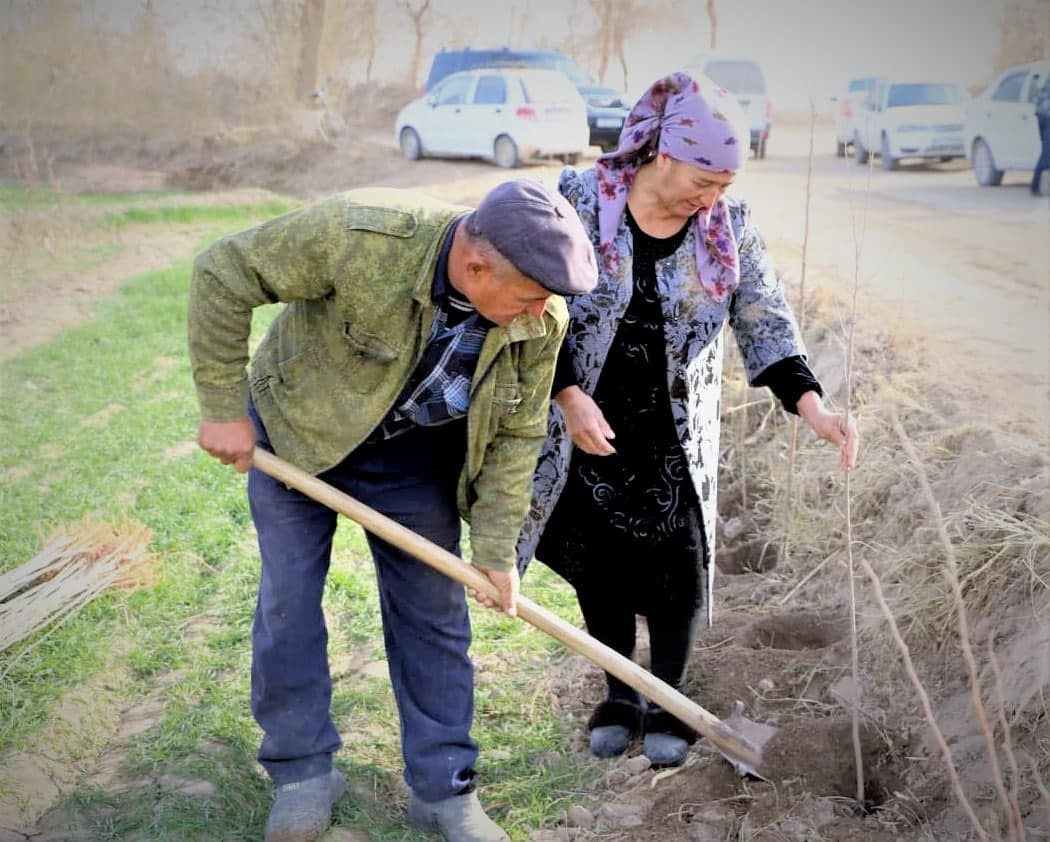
[1,115,1046,841]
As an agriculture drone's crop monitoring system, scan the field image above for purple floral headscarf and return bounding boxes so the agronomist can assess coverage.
[596,71,746,302]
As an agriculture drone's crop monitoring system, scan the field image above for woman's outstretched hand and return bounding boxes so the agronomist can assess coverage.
[797,391,859,471]
[555,386,617,455]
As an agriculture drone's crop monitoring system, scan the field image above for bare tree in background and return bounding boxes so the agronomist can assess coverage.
[586,0,615,84]
[705,0,717,50]
[554,0,585,60]
[351,0,380,82]
[586,0,668,91]
[994,0,1049,73]
[327,0,380,83]
[298,0,327,98]
[398,0,432,88]
[583,0,638,91]
[140,0,157,67]
[240,0,307,105]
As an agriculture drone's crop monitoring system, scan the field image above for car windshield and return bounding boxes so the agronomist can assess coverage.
[887,83,962,107]
[703,61,765,94]
[849,78,876,93]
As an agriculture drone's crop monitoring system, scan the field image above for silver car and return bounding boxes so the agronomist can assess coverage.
[964,60,1050,186]
[853,79,967,170]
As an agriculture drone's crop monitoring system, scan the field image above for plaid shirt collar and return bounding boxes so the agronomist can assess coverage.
[369,217,493,442]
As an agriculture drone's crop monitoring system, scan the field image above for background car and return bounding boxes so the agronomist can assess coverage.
[578,84,631,152]
[853,79,967,170]
[831,76,880,157]
[964,59,1050,186]
[394,66,589,168]
[685,56,772,158]
[423,47,630,151]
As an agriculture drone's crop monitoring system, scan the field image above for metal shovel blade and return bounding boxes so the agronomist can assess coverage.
[719,700,778,779]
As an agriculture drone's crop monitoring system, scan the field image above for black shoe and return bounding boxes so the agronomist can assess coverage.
[587,697,643,758]
[642,706,698,768]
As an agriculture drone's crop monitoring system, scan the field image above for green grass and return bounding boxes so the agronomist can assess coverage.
[101,201,299,229]
[0,192,594,840]
[0,184,299,307]
[0,183,177,209]
[0,183,295,223]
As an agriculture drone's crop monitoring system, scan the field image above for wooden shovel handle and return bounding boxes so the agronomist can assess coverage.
[251,448,762,772]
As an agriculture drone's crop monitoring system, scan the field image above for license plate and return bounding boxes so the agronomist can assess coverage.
[596,117,623,129]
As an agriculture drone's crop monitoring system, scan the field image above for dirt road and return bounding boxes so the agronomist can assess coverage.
[735,122,1049,434]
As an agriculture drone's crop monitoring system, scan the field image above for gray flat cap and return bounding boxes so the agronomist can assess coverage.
[471,179,598,296]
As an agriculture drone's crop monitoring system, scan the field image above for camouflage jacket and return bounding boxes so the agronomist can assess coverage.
[516,167,806,623]
[188,188,568,571]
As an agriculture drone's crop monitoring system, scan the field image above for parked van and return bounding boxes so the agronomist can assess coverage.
[424,47,631,151]
[684,56,772,158]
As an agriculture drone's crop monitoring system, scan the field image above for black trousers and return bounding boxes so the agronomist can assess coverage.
[572,550,704,701]
[536,516,706,704]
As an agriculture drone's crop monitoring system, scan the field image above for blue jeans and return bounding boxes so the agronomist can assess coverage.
[1032,113,1050,194]
[247,403,477,801]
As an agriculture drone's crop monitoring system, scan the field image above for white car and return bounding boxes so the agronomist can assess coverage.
[832,76,880,157]
[686,56,772,158]
[964,60,1050,186]
[394,67,589,168]
[853,79,967,170]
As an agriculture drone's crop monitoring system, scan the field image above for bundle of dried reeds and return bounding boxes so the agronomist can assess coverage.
[0,520,154,672]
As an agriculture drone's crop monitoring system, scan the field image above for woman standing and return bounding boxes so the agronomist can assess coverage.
[517,72,858,768]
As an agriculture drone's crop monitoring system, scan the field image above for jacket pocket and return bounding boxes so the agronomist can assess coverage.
[492,382,522,416]
[341,321,401,393]
[485,380,522,441]
[272,346,318,399]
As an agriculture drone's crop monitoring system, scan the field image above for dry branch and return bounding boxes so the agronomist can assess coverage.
[988,633,1026,837]
[0,520,154,673]
[856,549,988,840]
[889,402,1023,841]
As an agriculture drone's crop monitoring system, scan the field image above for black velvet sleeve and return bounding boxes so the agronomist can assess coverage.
[752,355,823,415]
[551,333,578,397]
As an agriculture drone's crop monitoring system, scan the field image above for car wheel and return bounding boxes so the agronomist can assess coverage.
[880,134,899,170]
[853,133,869,164]
[972,138,1004,186]
[399,128,422,161]
[493,135,520,169]
[836,140,847,158]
